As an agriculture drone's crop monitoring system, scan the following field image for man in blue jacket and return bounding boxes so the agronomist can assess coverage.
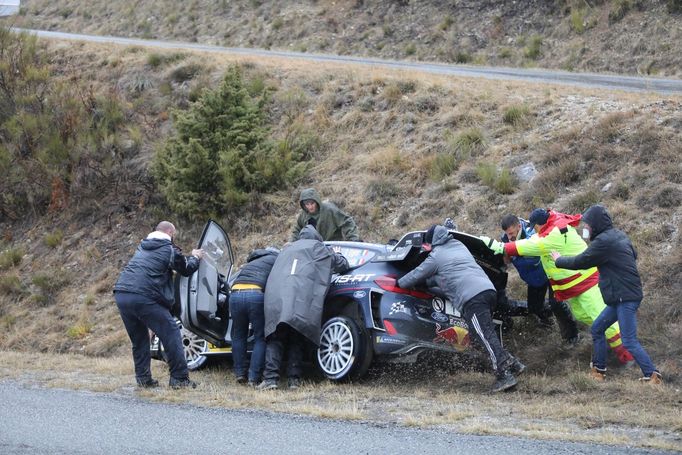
[496,214,578,343]
[114,221,204,389]
[552,205,662,384]
[398,224,525,393]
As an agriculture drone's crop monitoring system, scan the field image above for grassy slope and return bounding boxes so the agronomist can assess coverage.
[4,0,682,77]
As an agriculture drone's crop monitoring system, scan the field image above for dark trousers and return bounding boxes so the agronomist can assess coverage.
[229,289,266,382]
[115,291,189,382]
[543,286,579,341]
[263,324,306,381]
[462,290,512,376]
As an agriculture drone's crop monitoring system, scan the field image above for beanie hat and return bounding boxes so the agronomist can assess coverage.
[423,224,438,244]
[528,208,549,226]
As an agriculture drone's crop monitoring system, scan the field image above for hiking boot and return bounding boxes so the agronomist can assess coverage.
[288,377,301,390]
[639,371,663,385]
[256,379,279,391]
[589,365,606,382]
[236,375,248,385]
[491,370,517,393]
[169,377,198,389]
[136,378,159,388]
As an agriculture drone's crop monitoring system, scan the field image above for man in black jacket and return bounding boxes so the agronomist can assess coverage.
[114,221,204,389]
[229,247,279,386]
[551,205,662,384]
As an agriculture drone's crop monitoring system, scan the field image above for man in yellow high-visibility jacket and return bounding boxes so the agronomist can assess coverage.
[482,208,634,365]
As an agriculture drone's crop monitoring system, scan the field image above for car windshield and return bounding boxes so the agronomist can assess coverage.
[328,245,377,268]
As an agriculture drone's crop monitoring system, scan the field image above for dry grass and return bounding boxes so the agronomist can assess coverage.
[1,350,680,451]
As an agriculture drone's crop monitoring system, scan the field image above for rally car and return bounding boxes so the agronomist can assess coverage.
[153,220,509,381]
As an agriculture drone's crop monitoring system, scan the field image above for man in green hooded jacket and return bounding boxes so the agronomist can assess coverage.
[290,188,360,242]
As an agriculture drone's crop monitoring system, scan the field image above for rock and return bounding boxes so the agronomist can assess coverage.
[601,182,612,192]
[514,162,537,183]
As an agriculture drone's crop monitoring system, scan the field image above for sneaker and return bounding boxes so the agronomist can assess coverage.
[136,378,159,388]
[169,378,198,389]
[256,379,279,391]
[639,371,663,385]
[508,358,526,376]
[247,380,258,388]
[491,370,517,393]
[288,377,301,390]
[589,365,606,382]
[236,375,248,384]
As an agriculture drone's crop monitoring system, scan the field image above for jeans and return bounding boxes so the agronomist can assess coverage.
[115,291,189,382]
[229,290,266,382]
[263,324,307,381]
[591,300,657,376]
[462,290,513,376]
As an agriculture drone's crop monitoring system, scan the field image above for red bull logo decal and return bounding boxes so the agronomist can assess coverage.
[433,323,470,349]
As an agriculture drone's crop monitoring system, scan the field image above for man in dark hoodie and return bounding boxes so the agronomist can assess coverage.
[259,224,349,390]
[229,246,279,387]
[290,188,360,242]
[551,205,662,384]
[398,224,525,393]
[113,221,203,389]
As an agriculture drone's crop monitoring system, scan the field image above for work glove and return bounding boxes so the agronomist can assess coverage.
[479,236,505,255]
[443,217,457,230]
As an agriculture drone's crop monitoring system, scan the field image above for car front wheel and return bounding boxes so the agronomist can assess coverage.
[317,315,372,381]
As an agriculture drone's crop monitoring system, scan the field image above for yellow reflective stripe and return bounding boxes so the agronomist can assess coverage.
[550,267,598,290]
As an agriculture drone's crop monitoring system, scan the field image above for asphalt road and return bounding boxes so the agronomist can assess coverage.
[0,380,673,455]
[15,28,682,95]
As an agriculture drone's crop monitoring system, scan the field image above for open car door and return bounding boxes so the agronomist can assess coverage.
[178,220,233,346]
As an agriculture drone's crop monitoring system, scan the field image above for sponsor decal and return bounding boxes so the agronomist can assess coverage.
[448,316,469,329]
[353,290,367,299]
[433,323,470,348]
[389,301,410,316]
[431,311,449,323]
[432,297,445,312]
[375,335,406,345]
[332,273,376,284]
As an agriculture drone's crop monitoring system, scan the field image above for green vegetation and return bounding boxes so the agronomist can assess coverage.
[0,247,24,270]
[502,104,531,126]
[44,230,64,248]
[67,322,92,339]
[31,270,71,305]
[153,65,308,217]
[0,273,22,295]
[524,34,543,60]
[476,163,517,194]
[609,0,633,23]
[570,8,586,34]
[669,0,682,13]
[449,127,486,157]
[439,15,454,31]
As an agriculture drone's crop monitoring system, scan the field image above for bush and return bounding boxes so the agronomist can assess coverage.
[428,153,458,181]
[476,163,517,194]
[67,322,92,339]
[169,63,203,83]
[0,247,24,270]
[450,128,486,157]
[405,43,417,56]
[524,35,543,60]
[502,104,531,126]
[0,273,22,295]
[609,0,635,23]
[669,0,682,13]
[44,230,64,248]
[366,178,402,202]
[570,9,586,34]
[154,66,307,217]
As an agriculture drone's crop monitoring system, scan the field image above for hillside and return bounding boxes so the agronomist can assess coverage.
[4,0,682,77]
[0,24,680,390]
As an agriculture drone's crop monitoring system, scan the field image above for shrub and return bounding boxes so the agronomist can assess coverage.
[154,66,307,217]
[502,104,531,126]
[570,9,586,34]
[609,0,632,23]
[439,16,454,31]
[169,63,203,83]
[498,48,512,59]
[272,17,284,30]
[32,271,71,294]
[405,43,416,56]
[0,247,24,270]
[67,322,92,339]
[429,153,458,181]
[476,163,517,194]
[566,189,601,212]
[524,35,543,60]
[44,230,64,248]
[455,52,472,64]
[0,273,22,295]
[366,178,402,202]
[652,185,682,208]
[669,0,682,13]
[450,128,486,157]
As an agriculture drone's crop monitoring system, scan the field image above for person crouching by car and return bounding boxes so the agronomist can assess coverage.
[398,224,525,393]
[113,221,203,389]
[551,205,662,384]
[229,246,279,387]
[258,224,349,390]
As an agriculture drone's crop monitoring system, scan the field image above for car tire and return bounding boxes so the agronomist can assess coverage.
[159,321,209,371]
[317,315,373,382]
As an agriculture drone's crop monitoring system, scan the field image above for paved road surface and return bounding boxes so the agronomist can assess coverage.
[16,28,682,96]
[0,380,673,455]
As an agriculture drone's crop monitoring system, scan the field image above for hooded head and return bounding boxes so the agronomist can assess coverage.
[299,188,322,214]
[581,204,612,240]
[423,225,450,248]
[298,224,323,241]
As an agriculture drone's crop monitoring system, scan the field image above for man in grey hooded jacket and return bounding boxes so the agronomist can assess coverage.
[290,188,360,242]
[258,224,349,390]
[398,224,524,392]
